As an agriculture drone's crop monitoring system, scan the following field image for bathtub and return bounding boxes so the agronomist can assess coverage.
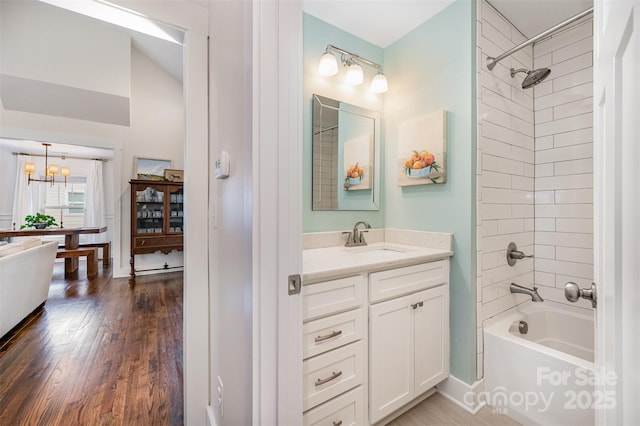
[484,301,595,425]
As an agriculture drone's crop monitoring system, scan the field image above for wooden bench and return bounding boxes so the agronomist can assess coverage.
[57,242,111,267]
[56,248,98,279]
[78,242,111,267]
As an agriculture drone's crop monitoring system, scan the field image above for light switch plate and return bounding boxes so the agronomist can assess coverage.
[215,151,230,179]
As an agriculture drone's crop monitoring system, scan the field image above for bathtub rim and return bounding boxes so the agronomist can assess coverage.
[483,300,595,370]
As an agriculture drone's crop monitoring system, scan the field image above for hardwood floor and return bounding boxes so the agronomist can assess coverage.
[0,262,184,425]
[388,392,519,426]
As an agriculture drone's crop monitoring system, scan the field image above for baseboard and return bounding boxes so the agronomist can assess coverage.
[207,405,218,426]
[436,375,486,415]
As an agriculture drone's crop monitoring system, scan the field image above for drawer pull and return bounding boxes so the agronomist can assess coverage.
[411,303,418,309]
[418,301,424,307]
[315,370,342,387]
[333,421,342,426]
[315,330,343,342]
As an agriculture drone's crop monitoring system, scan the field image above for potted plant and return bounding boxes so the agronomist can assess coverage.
[21,213,58,230]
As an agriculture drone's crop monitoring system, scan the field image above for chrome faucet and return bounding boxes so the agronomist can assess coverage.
[343,221,371,247]
[510,283,544,302]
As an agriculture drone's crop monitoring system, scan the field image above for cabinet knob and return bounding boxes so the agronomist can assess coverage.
[333,421,342,426]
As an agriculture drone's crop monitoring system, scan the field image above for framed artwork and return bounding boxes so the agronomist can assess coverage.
[164,169,184,182]
[134,157,172,180]
[397,109,447,187]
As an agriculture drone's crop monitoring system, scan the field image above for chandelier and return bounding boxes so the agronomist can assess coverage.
[24,143,70,186]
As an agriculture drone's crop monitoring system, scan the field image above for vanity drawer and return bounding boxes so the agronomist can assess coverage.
[303,385,365,426]
[303,276,364,321]
[369,260,449,303]
[303,341,364,411]
[303,308,365,359]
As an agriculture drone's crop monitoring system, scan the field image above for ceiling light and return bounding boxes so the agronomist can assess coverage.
[318,44,388,94]
[318,51,338,76]
[23,143,70,186]
[370,72,388,93]
[345,62,364,85]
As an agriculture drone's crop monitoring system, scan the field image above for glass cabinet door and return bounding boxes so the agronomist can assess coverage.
[135,185,165,234]
[168,187,184,233]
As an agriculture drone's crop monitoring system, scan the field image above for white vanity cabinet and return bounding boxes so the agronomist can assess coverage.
[368,261,450,424]
[302,275,367,425]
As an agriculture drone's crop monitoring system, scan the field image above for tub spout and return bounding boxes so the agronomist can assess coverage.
[510,283,544,302]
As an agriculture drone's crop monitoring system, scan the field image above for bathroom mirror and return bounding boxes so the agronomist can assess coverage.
[312,94,380,211]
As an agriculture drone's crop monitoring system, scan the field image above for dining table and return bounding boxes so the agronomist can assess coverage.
[0,226,107,279]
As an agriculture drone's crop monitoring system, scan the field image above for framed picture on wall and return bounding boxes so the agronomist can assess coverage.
[164,169,184,182]
[134,157,172,181]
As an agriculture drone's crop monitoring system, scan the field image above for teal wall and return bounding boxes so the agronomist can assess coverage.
[303,14,385,232]
[303,2,477,384]
[383,1,477,384]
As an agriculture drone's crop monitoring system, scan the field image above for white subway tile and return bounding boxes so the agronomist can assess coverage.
[482,250,501,270]
[554,127,593,147]
[482,293,529,320]
[482,19,517,52]
[535,202,593,218]
[484,87,533,124]
[556,218,594,233]
[483,121,533,149]
[536,143,593,164]
[535,244,556,259]
[480,103,512,128]
[535,191,555,204]
[534,270,557,286]
[481,70,511,98]
[535,218,556,231]
[511,146,535,164]
[554,158,593,176]
[512,204,534,218]
[535,258,593,279]
[534,80,553,96]
[553,67,593,92]
[483,188,532,204]
[511,85,533,109]
[535,113,593,137]
[482,285,499,303]
[524,218,535,232]
[535,163,554,177]
[554,274,594,290]
[483,153,500,172]
[483,170,512,188]
[556,246,594,264]
[536,174,593,191]
[535,108,553,124]
[480,35,507,61]
[545,52,592,80]
[482,220,499,236]
[480,136,512,157]
[498,157,525,175]
[539,286,594,309]
[512,115,535,137]
[482,203,512,220]
[535,53,552,68]
[498,218,525,234]
[535,20,593,58]
[535,231,594,248]
[524,163,535,177]
[535,82,593,111]
[555,188,593,204]
[554,97,593,120]
[482,2,513,41]
[553,36,593,64]
[512,175,534,191]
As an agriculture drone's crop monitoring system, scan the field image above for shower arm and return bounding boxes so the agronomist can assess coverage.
[486,7,593,71]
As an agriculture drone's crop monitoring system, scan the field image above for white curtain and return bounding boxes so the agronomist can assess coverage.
[83,160,105,243]
[12,156,45,229]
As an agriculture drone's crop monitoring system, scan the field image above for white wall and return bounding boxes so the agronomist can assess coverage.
[533,19,594,309]
[208,2,253,425]
[476,0,535,379]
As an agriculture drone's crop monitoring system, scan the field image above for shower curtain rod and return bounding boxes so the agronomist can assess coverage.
[13,152,108,162]
[486,7,594,70]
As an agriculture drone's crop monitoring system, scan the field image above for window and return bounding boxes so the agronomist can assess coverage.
[67,190,85,214]
[44,180,86,228]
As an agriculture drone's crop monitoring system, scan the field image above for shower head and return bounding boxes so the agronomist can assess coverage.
[510,67,551,89]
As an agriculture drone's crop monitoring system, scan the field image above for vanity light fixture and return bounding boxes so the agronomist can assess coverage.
[318,44,388,93]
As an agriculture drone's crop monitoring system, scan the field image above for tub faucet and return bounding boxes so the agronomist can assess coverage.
[510,283,544,302]
[343,221,371,247]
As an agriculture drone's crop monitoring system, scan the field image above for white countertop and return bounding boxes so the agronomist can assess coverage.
[303,241,453,284]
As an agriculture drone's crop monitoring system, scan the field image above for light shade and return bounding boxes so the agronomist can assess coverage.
[370,72,388,93]
[345,63,363,85]
[318,52,338,76]
[61,167,71,177]
[47,164,59,176]
[24,162,36,175]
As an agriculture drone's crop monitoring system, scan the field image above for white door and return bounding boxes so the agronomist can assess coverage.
[414,286,449,396]
[594,1,640,424]
[369,293,414,423]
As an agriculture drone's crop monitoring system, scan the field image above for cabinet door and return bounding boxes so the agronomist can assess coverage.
[167,185,184,233]
[414,285,449,396]
[133,184,165,235]
[369,293,414,423]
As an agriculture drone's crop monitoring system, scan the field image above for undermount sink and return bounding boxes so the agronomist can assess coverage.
[342,245,409,257]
